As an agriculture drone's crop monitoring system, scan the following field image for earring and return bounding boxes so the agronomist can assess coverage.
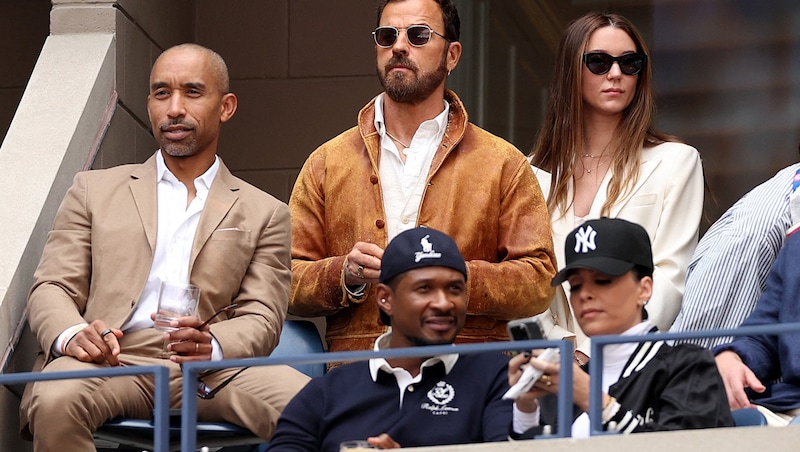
[380,299,386,303]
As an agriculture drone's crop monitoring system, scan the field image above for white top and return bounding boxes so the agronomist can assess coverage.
[374,93,449,241]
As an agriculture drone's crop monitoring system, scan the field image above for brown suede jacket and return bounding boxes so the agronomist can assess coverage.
[289,90,556,352]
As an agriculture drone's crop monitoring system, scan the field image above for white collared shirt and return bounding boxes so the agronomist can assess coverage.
[374,93,449,241]
[120,150,219,331]
[368,329,459,408]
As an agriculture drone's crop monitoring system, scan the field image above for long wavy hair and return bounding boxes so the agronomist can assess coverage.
[530,11,678,217]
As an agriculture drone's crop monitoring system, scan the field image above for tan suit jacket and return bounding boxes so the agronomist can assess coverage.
[533,142,704,350]
[26,154,292,364]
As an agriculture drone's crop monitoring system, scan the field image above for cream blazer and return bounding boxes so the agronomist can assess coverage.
[532,142,704,351]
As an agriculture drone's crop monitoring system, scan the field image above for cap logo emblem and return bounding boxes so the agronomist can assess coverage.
[415,234,442,262]
[574,226,597,254]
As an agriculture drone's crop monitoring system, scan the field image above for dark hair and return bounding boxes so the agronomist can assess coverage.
[631,265,652,320]
[376,0,461,42]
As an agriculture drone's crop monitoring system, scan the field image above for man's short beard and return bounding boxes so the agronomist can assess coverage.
[160,140,196,157]
[379,49,449,104]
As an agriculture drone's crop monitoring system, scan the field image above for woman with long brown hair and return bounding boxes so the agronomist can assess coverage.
[530,11,703,359]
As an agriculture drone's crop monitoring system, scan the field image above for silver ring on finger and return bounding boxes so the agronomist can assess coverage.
[357,265,365,279]
[100,328,114,339]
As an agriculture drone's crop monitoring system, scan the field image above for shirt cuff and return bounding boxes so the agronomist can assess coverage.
[54,323,89,356]
[513,402,541,434]
[344,283,367,299]
[210,336,223,361]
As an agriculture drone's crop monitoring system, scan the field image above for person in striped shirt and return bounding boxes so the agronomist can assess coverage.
[671,163,800,348]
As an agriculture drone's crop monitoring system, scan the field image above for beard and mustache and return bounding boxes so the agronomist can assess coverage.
[378,48,449,104]
[156,119,198,157]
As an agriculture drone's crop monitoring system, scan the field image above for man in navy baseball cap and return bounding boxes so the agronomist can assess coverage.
[269,226,512,449]
[378,226,468,339]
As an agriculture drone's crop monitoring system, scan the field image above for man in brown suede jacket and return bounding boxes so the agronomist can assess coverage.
[289,0,556,353]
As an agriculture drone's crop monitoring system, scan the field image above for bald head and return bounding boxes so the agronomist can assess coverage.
[152,43,230,93]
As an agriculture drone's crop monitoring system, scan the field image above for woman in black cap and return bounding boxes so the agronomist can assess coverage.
[509,218,732,438]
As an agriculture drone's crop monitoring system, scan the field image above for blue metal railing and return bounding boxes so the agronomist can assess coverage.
[5,323,797,450]
[179,339,575,451]
[0,364,171,450]
[588,322,800,435]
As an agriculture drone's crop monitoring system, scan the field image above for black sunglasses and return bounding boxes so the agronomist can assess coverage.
[194,301,254,399]
[373,25,447,48]
[197,367,249,400]
[583,52,647,76]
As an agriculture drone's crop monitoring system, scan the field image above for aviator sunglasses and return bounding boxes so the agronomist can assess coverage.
[373,25,447,48]
[583,52,647,76]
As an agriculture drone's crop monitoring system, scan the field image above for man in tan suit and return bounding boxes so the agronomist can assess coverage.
[20,43,308,451]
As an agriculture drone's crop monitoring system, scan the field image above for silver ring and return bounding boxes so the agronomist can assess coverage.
[357,265,365,279]
[100,328,114,338]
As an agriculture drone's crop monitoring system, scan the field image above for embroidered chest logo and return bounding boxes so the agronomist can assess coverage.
[574,225,597,253]
[420,381,459,415]
[414,234,442,262]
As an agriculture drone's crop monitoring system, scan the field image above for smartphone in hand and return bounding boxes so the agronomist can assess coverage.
[507,317,544,341]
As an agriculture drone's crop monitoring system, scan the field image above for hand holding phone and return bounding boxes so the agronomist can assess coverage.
[503,348,560,400]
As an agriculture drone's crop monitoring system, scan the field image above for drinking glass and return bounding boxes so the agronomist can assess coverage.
[339,440,376,451]
[154,281,200,332]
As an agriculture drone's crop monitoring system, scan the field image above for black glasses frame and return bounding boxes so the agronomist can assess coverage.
[372,25,447,48]
[193,300,254,399]
[196,367,249,400]
[582,52,647,76]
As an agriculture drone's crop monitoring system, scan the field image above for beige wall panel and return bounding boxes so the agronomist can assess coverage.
[218,76,381,171]
[197,0,289,79]
[289,0,377,77]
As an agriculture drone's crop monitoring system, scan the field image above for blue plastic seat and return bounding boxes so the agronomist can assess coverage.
[731,408,767,427]
[93,318,325,451]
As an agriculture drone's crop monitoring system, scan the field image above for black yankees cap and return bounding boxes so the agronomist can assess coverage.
[552,218,653,286]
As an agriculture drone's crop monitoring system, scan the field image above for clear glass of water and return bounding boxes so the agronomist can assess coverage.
[154,281,200,332]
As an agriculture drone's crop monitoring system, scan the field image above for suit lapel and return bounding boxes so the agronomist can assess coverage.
[608,156,661,217]
[191,160,240,270]
[129,155,159,252]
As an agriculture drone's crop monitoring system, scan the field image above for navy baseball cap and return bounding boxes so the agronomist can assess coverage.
[551,218,653,286]
[380,227,467,283]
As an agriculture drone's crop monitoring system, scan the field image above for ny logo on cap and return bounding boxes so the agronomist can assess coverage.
[415,234,442,262]
[574,225,597,254]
